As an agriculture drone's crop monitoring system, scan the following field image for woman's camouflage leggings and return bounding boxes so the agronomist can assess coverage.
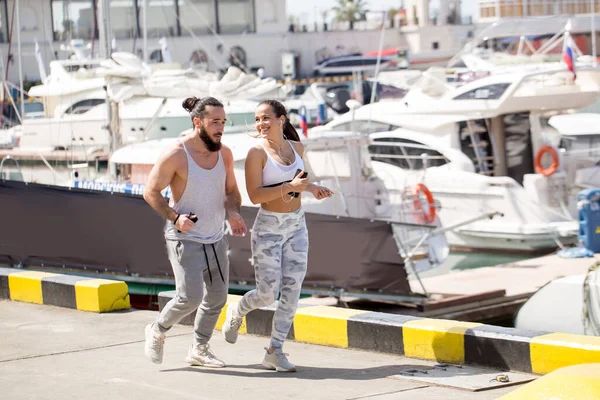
[237,207,309,349]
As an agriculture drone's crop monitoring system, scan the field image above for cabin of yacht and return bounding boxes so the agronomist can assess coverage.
[309,66,600,253]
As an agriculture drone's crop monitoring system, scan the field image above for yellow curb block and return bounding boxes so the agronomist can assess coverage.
[499,363,600,399]
[8,271,59,304]
[531,333,600,374]
[403,319,482,364]
[293,306,368,348]
[74,279,130,312]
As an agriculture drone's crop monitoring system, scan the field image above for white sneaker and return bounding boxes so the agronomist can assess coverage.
[262,348,296,372]
[222,303,243,344]
[144,323,165,364]
[185,343,226,368]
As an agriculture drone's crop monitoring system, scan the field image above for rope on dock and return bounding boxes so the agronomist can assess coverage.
[583,260,600,335]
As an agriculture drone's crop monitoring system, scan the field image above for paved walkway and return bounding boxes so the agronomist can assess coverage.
[0,301,525,400]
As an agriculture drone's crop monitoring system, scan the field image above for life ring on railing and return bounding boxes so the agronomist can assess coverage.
[534,145,559,177]
[412,183,436,224]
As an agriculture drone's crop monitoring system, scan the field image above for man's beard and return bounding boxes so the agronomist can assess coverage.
[199,127,222,152]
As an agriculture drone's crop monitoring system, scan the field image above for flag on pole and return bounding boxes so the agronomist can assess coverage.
[34,39,47,83]
[299,106,308,137]
[563,34,576,80]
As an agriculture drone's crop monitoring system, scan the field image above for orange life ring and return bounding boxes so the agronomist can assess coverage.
[412,183,436,224]
[534,145,559,177]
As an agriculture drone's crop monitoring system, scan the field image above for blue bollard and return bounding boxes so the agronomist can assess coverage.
[578,188,600,252]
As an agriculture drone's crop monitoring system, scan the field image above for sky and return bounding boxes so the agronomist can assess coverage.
[286,0,477,23]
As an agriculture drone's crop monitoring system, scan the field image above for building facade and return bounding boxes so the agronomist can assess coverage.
[0,0,473,85]
[479,0,600,21]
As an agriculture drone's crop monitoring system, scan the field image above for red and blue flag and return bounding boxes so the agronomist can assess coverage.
[563,37,576,80]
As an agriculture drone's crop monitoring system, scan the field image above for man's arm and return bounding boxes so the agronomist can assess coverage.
[222,145,242,216]
[143,146,180,223]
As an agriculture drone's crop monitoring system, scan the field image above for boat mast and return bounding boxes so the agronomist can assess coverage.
[15,0,24,118]
[98,0,119,179]
[592,0,597,67]
[143,0,148,62]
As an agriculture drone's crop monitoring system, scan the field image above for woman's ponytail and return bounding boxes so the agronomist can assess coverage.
[282,119,301,142]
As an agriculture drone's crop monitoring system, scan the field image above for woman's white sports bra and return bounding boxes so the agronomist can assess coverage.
[261,141,305,187]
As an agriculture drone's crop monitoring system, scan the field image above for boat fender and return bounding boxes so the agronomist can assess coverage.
[534,145,559,177]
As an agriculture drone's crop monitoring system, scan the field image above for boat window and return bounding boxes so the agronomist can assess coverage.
[369,137,447,169]
[24,102,44,113]
[64,99,106,115]
[330,121,397,133]
[226,112,254,132]
[453,83,510,100]
[327,59,361,67]
[330,122,352,131]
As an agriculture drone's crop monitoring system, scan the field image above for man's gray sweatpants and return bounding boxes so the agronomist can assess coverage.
[154,236,229,345]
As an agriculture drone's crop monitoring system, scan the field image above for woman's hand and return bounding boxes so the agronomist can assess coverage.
[288,170,309,193]
[309,185,333,200]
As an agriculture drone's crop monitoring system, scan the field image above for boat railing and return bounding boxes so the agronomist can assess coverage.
[0,155,23,181]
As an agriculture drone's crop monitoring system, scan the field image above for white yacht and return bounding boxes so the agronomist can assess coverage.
[0,52,288,184]
[108,130,459,282]
[309,67,600,254]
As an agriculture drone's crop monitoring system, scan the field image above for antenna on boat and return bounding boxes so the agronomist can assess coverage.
[370,11,386,105]
[367,11,387,132]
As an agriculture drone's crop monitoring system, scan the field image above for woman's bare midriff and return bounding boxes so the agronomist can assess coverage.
[261,194,302,213]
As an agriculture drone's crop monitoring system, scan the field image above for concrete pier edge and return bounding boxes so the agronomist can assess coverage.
[158,291,600,375]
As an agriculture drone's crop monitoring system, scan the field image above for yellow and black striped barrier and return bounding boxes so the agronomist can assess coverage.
[158,292,600,376]
[0,267,130,312]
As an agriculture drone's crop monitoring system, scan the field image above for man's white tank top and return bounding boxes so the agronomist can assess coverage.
[261,141,305,187]
[164,141,226,244]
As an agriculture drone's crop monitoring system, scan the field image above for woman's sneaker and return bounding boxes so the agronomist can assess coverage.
[262,348,296,372]
[185,343,226,368]
[222,303,243,344]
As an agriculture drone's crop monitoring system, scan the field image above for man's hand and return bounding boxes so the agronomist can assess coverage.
[175,214,196,233]
[228,212,247,237]
[309,185,334,200]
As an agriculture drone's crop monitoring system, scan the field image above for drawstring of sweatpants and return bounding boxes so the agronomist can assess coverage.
[211,244,225,283]
[202,243,225,285]
[202,244,213,285]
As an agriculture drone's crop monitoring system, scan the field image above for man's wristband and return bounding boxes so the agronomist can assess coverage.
[173,214,181,224]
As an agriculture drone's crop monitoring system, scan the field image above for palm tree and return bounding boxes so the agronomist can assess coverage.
[388,8,399,27]
[333,0,368,30]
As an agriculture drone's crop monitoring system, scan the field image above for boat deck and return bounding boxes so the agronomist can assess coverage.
[411,253,600,297]
[322,253,600,323]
